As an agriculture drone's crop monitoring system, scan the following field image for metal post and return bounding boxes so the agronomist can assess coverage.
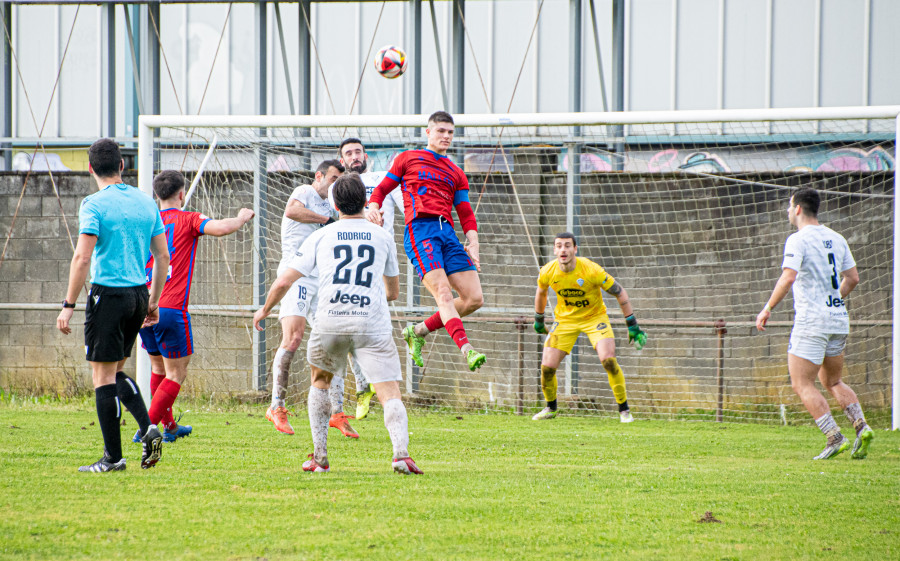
[1,2,11,170]
[253,145,269,391]
[893,114,900,430]
[516,317,526,415]
[569,0,582,125]
[715,319,727,422]
[451,0,464,116]
[611,0,625,170]
[588,0,608,112]
[123,4,143,136]
[565,142,581,394]
[298,0,311,169]
[101,3,115,137]
[408,0,422,116]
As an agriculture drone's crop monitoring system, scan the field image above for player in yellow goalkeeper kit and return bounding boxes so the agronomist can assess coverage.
[532,232,647,421]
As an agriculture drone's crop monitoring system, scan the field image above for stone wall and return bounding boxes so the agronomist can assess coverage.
[0,168,893,419]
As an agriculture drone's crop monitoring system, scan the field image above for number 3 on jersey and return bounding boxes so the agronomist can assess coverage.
[332,244,375,288]
[827,253,839,289]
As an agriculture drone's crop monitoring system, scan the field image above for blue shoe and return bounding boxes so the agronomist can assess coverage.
[132,429,142,443]
[163,424,193,443]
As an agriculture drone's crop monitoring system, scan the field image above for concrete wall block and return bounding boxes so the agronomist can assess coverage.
[0,260,25,282]
[24,217,60,239]
[6,282,41,302]
[9,324,45,347]
[40,239,76,260]
[1,239,43,260]
[42,281,69,303]
[11,196,43,217]
[25,260,59,282]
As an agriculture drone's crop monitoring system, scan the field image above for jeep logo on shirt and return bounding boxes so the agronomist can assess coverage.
[329,290,371,307]
[557,288,585,298]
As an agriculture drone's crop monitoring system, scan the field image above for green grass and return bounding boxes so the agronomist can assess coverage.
[1,401,899,560]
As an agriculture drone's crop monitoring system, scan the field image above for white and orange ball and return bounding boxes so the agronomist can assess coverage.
[374,45,408,79]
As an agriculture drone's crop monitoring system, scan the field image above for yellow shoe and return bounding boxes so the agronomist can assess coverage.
[355,384,376,419]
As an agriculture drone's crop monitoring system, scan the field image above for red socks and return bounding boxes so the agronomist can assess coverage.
[149,378,181,430]
[150,372,165,396]
[424,311,444,333]
[443,318,469,350]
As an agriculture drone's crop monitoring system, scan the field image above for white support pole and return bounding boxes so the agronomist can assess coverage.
[893,114,899,431]
[182,134,218,209]
[137,118,154,406]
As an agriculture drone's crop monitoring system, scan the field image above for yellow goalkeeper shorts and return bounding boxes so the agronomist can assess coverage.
[544,314,615,354]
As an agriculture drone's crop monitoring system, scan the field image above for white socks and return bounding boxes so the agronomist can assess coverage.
[382,398,409,460]
[307,387,331,465]
[271,348,295,409]
[329,375,344,416]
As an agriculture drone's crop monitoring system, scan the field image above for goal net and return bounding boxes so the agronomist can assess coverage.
[138,108,897,424]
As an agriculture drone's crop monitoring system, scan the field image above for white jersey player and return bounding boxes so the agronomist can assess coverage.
[265,160,356,438]
[254,173,423,475]
[757,188,873,461]
[334,139,405,420]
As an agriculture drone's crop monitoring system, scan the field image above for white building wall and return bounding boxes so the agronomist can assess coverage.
[7,0,900,140]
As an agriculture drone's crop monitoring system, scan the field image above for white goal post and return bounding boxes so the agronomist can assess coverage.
[138,106,900,428]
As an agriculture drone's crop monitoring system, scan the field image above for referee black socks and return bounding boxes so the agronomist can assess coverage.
[95,384,122,463]
[115,372,151,436]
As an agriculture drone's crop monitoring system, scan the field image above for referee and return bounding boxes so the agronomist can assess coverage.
[57,138,171,472]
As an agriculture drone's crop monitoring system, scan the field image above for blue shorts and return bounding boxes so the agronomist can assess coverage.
[139,307,194,358]
[404,217,476,279]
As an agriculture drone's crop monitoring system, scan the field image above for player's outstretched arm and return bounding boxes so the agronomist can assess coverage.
[204,208,255,236]
[840,266,859,298]
[365,202,384,226]
[533,285,550,334]
[285,200,332,225]
[57,233,97,335]
[756,267,797,331]
[253,269,303,331]
[605,282,646,351]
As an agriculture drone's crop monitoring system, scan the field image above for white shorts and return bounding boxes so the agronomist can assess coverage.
[788,330,848,365]
[306,331,402,385]
[278,275,318,321]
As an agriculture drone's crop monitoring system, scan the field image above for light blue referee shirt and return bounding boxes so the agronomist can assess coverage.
[79,183,164,287]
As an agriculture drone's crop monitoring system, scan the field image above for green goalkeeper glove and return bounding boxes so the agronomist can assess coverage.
[533,313,548,334]
[625,315,646,351]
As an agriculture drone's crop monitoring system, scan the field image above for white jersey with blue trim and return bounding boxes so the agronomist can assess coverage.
[782,224,856,334]
[288,218,399,335]
[279,184,333,275]
[331,171,403,240]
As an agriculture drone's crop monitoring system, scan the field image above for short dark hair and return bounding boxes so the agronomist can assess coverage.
[338,138,365,157]
[428,111,454,126]
[153,170,186,201]
[88,138,122,178]
[316,159,344,175]
[791,188,820,217]
[332,173,367,215]
[555,232,577,247]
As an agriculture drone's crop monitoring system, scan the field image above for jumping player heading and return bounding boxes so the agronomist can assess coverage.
[366,111,486,371]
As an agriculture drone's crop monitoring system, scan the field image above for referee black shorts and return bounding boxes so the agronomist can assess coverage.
[84,284,149,363]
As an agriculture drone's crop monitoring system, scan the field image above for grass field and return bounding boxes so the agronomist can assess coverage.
[1,397,899,560]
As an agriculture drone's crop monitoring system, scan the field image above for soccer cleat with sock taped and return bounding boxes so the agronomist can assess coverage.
[140,424,163,469]
[813,435,850,460]
[620,410,634,423]
[532,407,558,421]
[402,326,426,367]
[266,405,295,435]
[329,412,360,439]
[302,453,330,472]
[132,429,143,443]
[392,457,424,475]
[466,349,486,371]
[78,451,126,473]
[355,384,376,419]
[851,426,874,459]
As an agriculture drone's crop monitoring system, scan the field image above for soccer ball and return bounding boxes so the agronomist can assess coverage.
[374,45,408,79]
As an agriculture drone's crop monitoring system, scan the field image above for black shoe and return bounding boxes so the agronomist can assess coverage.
[78,452,126,473]
[140,424,163,469]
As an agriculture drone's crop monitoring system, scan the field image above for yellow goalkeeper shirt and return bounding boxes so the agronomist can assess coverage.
[537,257,616,322]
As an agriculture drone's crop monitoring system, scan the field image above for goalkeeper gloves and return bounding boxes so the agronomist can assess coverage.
[625,315,647,351]
[533,313,548,334]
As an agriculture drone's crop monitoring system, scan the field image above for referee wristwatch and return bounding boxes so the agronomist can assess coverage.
[61,299,76,309]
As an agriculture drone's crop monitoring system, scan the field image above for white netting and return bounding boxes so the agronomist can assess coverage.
[146,112,895,422]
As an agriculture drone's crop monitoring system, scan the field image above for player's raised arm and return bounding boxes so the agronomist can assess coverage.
[203,208,255,236]
[286,199,333,225]
[366,162,402,226]
[603,280,646,351]
[253,268,304,331]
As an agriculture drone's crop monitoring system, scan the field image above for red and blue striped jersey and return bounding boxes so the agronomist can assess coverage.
[145,208,210,310]
[370,149,471,227]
